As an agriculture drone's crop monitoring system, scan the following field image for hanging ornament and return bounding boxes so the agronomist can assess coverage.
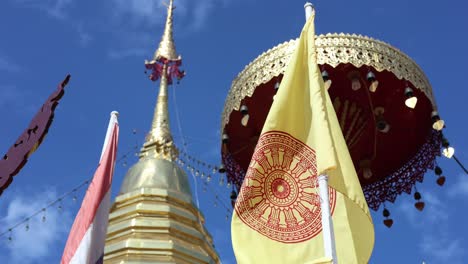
[219,176,224,186]
[367,71,379,92]
[219,177,225,186]
[41,208,47,222]
[414,191,425,211]
[8,229,12,242]
[274,80,280,91]
[441,137,455,158]
[382,207,393,228]
[230,190,238,207]
[322,70,332,90]
[240,105,250,127]
[434,166,446,186]
[431,111,445,131]
[58,198,63,213]
[206,174,212,182]
[72,188,78,202]
[218,164,226,173]
[404,87,418,109]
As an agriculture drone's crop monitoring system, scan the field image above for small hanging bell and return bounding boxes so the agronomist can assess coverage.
[382,208,393,228]
[436,176,446,186]
[434,166,446,186]
[414,191,425,211]
[218,164,226,173]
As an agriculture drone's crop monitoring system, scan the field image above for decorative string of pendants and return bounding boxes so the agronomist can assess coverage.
[128,128,235,212]
[0,144,140,242]
[119,130,235,216]
[381,133,465,228]
[175,153,234,214]
[0,131,234,243]
[0,173,89,242]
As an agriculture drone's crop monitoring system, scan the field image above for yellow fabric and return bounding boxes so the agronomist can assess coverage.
[231,14,374,264]
[306,257,333,264]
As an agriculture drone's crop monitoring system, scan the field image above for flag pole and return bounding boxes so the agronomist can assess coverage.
[305,2,338,263]
[100,111,119,161]
[304,2,314,20]
[318,174,338,263]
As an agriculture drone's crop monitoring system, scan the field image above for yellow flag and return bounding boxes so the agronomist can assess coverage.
[231,14,374,264]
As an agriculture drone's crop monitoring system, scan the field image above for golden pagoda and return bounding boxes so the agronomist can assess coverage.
[103,1,220,263]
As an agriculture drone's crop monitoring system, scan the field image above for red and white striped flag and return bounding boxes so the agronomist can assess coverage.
[61,111,119,264]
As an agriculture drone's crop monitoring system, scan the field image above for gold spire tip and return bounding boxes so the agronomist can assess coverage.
[154,0,180,62]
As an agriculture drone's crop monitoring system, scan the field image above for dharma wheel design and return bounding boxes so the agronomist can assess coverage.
[221,33,446,216]
[235,131,336,243]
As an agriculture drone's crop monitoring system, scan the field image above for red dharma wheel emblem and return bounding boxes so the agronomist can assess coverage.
[235,131,336,243]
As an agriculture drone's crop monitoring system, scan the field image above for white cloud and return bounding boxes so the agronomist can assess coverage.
[0,189,73,264]
[448,174,468,199]
[104,0,237,60]
[110,0,232,31]
[398,190,465,263]
[111,0,166,26]
[421,234,463,263]
[14,0,73,20]
[12,0,92,47]
[75,23,92,47]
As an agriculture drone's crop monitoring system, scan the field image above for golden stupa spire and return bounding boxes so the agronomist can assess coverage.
[154,0,180,62]
[140,0,184,161]
[140,61,177,161]
[104,1,219,262]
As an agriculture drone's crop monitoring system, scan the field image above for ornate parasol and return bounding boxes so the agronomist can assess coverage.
[220,33,454,227]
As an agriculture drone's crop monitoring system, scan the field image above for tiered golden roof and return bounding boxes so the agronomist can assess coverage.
[104,1,219,263]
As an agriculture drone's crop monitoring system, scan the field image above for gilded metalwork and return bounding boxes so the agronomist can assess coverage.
[221,34,436,130]
[104,183,219,263]
[119,158,191,195]
[151,0,180,62]
[105,0,219,262]
[140,63,179,161]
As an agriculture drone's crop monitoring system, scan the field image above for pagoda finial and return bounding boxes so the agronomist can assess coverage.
[154,0,179,62]
[141,0,185,161]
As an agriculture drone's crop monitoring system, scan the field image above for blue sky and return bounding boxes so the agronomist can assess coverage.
[0,0,467,263]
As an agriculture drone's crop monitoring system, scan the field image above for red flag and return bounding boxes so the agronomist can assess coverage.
[0,75,70,195]
[61,111,119,264]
